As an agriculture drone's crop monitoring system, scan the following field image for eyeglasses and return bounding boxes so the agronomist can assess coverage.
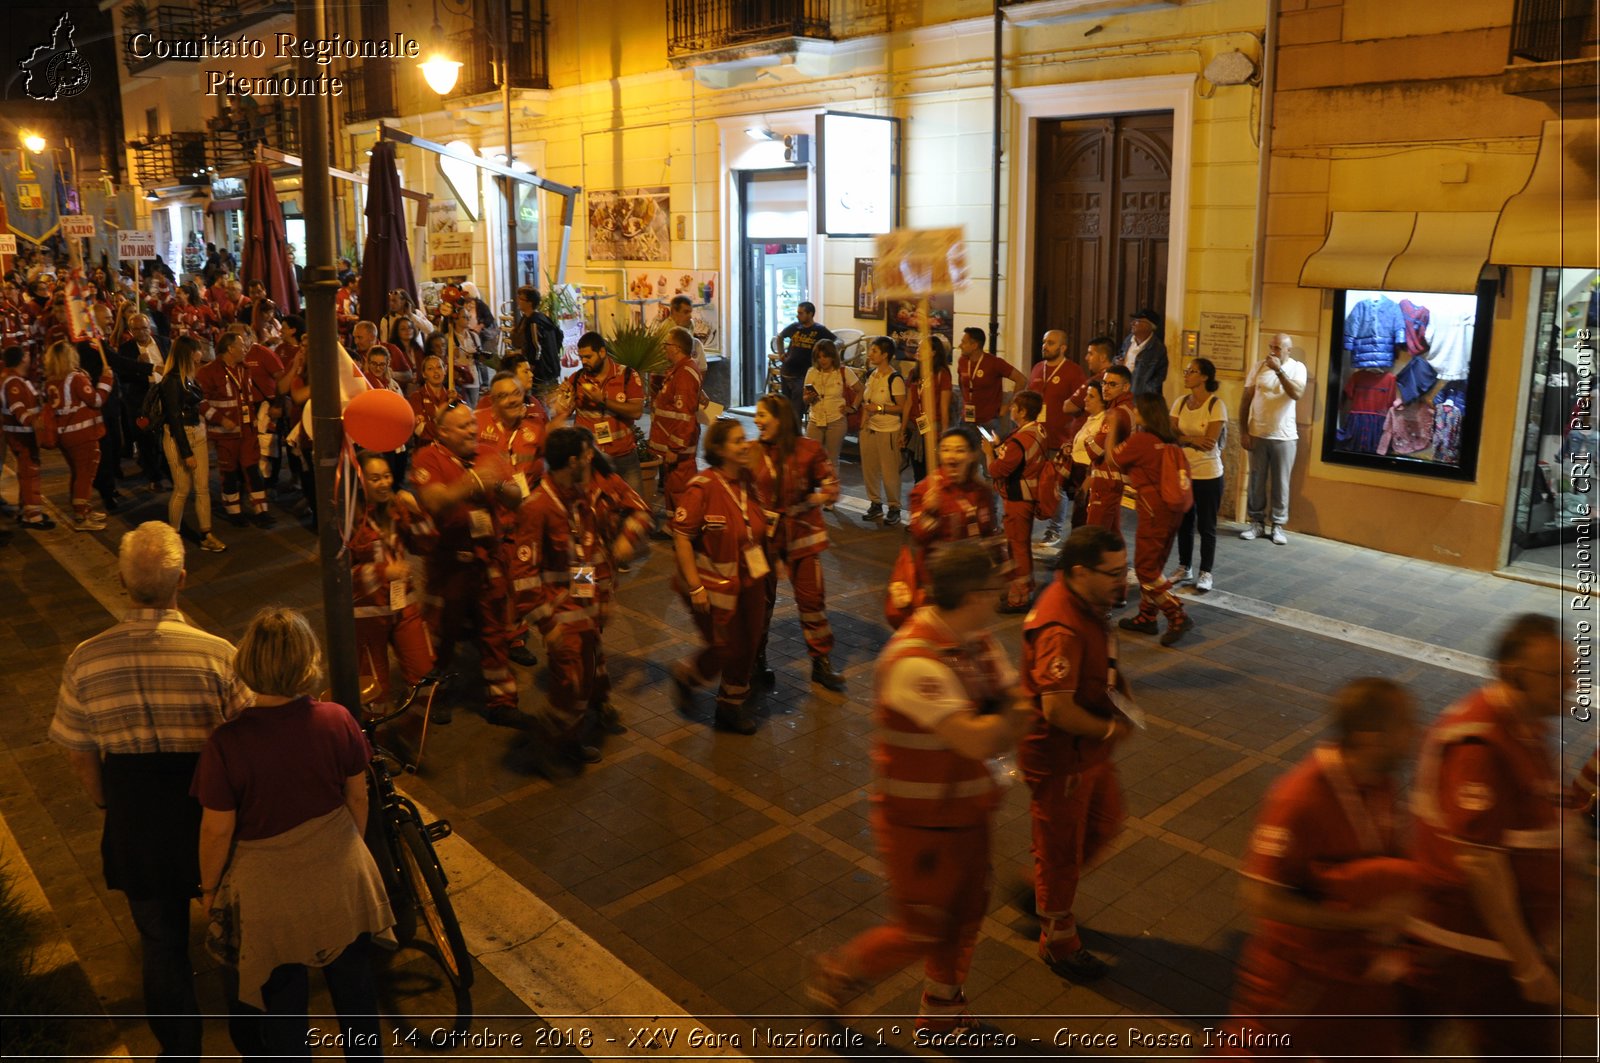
[1183,366,1201,374]
[1092,565,1125,579]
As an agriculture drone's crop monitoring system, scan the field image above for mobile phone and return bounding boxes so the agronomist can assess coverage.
[978,426,997,443]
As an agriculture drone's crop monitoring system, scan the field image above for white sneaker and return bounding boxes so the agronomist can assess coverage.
[1169,566,1191,586]
[1239,524,1262,541]
[1270,526,1288,545]
[1195,571,1214,592]
[1125,568,1139,588]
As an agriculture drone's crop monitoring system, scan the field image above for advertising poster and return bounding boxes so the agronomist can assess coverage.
[588,187,671,262]
[625,268,720,352]
[854,257,882,320]
[884,294,953,357]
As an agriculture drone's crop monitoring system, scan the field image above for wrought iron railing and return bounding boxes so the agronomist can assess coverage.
[207,103,300,169]
[667,0,831,57]
[1509,0,1597,62]
[130,131,209,186]
[445,1,550,97]
[122,0,291,75]
[345,63,399,123]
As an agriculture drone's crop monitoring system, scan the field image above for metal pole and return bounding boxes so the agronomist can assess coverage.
[502,0,517,305]
[989,1,1003,358]
[298,0,360,711]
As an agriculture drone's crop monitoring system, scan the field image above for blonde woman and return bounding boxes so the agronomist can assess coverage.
[194,607,392,1058]
[42,340,114,531]
[159,336,226,551]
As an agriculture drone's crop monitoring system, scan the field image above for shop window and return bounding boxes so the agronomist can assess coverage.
[1322,285,1494,480]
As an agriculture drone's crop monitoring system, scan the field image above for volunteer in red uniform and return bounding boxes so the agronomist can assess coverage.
[42,340,113,531]
[2,346,53,528]
[195,331,279,528]
[1081,365,1134,606]
[750,395,845,692]
[669,418,770,736]
[1409,613,1570,1059]
[1051,337,1115,540]
[169,284,218,344]
[982,390,1047,614]
[889,427,997,622]
[350,452,437,707]
[585,446,652,734]
[808,542,1030,1031]
[1223,678,1421,1059]
[1028,329,1088,458]
[409,355,454,447]
[1108,392,1193,646]
[1021,526,1130,983]
[903,335,953,483]
[648,326,703,534]
[550,331,646,496]
[1,282,32,352]
[955,326,1025,436]
[479,371,548,667]
[412,403,532,729]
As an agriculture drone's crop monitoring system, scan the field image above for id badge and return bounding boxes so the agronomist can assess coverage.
[915,414,930,435]
[468,508,494,539]
[743,544,770,581]
[513,472,529,496]
[570,565,597,599]
[389,580,407,611]
[763,509,781,540]
[593,421,614,446]
[963,403,976,423]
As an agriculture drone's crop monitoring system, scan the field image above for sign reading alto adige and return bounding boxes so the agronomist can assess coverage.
[117,230,156,261]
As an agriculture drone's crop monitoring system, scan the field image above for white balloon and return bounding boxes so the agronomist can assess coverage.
[300,347,372,441]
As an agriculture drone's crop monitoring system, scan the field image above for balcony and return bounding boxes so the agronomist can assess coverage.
[121,0,292,77]
[1503,0,1598,105]
[344,63,399,124]
[666,0,831,65]
[130,131,209,187]
[444,0,550,99]
[207,103,300,169]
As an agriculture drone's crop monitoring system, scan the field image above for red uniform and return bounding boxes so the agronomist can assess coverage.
[987,420,1047,608]
[752,435,839,661]
[411,442,519,718]
[0,298,31,352]
[825,607,1013,1026]
[350,498,437,703]
[557,359,643,460]
[585,468,652,713]
[1030,356,1088,452]
[475,407,546,496]
[1065,368,1107,460]
[1,370,45,519]
[1021,578,1126,960]
[45,368,112,519]
[169,301,218,343]
[1110,429,1189,629]
[409,383,454,446]
[197,349,281,517]
[890,470,998,622]
[670,468,770,714]
[905,366,952,440]
[1082,394,1132,548]
[649,358,703,513]
[1224,746,1415,1057]
[956,352,1018,426]
[1408,685,1562,1059]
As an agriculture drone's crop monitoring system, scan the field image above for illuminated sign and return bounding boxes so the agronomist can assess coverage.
[816,112,898,237]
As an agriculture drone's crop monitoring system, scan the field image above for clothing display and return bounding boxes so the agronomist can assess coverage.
[1399,298,1431,355]
[1431,385,1466,465]
[1338,370,1397,454]
[1424,312,1475,381]
[1343,296,1406,370]
[1378,403,1435,456]
[1392,356,1438,406]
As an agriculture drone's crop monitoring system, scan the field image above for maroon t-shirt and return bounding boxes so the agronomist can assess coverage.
[193,697,371,841]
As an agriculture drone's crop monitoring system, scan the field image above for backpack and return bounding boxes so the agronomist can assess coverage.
[532,312,564,385]
[1172,394,1228,458]
[1034,451,1064,522]
[137,381,165,432]
[1158,441,1194,512]
[33,388,60,448]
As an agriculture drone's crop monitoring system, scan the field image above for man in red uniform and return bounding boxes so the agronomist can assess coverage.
[350,453,436,706]
[982,390,1046,614]
[479,371,548,667]
[585,442,653,733]
[808,542,1031,1031]
[1409,613,1571,1059]
[1029,329,1088,545]
[1052,337,1117,539]
[1021,525,1130,982]
[1224,677,1422,1057]
[195,331,280,527]
[550,331,646,496]
[2,346,53,528]
[412,403,532,729]
[1082,365,1134,603]
[955,327,1025,437]
[647,326,703,536]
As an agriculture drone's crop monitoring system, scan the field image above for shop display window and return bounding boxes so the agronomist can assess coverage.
[1322,284,1494,480]
[1509,267,1598,566]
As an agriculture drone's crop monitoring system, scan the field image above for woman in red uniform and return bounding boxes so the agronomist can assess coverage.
[751,394,845,691]
[903,335,954,483]
[1108,393,1193,645]
[42,340,113,531]
[350,452,437,707]
[409,354,454,448]
[889,426,998,622]
[669,418,771,735]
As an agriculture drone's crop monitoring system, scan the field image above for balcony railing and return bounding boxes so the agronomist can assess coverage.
[1509,0,1597,62]
[130,131,209,186]
[207,103,300,169]
[344,62,398,123]
[667,0,830,58]
[122,0,292,75]
[445,1,550,97]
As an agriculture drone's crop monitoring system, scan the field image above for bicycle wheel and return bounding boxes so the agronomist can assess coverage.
[395,818,475,994]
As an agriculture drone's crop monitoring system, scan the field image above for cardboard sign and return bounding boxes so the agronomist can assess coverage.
[0,234,16,255]
[428,231,473,279]
[117,229,156,260]
[873,227,968,299]
[61,215,95,238]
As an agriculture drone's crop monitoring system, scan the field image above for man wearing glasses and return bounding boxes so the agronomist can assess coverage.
[1020,526,1132,984]
[648,326,703,534]
[1239,333,1305,545]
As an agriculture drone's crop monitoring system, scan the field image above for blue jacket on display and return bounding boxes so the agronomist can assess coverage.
[1344,296,1406,370]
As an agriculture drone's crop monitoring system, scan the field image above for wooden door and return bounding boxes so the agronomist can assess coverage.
[1032,112,1172,364]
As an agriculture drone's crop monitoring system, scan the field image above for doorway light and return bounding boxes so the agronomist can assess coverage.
[745,126,777,141]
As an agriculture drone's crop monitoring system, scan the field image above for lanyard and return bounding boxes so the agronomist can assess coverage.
[541,478,588,562]
[224,362,247,401]
[715,472,756,545]
[962,355,985,397]
[1315,745,1394,855]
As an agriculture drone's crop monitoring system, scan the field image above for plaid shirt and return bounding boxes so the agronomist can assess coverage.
[48,608,249,754]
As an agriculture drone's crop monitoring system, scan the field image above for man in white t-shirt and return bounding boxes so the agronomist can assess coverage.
[668,295,708,374]
[1239,333,1307,544]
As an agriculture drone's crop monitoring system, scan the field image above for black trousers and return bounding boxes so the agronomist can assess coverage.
[125,893,202,1063]
[225,935,383,1060]
[1176,475,1223,572]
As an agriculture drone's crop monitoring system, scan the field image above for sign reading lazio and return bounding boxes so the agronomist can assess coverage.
[117,229,156,260]
[60,214,94,238]
[873,227,968,300]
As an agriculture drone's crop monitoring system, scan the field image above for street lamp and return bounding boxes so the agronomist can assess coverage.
[419,2,461,95]
[21,131,46,153]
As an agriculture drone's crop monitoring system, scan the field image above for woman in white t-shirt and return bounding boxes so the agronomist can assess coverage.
[1169,357,1227,592]
[802,340,859,486]
[858,337,910,524]
[1067,380,1106,530]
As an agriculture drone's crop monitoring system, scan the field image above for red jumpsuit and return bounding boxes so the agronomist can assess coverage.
[825,607,1012,1027]
[1109,429,1189,628]
[1081,394,1132,548]
[480,407,547,646]
[45,368,112,519]
[986,420,1047,608]
[649,358,703,513]
[752,435,839,661]
[2,370,46,520]
[1029,356,1087,454]
[411,442,519,718]
[557,359,643,462]
[1021,578,1126,960]
[585,468,652,711]
[670,468,770,713]
[891,469,998,618]
[1223,745,1415,1058]
[1408,685,1562,1060]
[197,349,281,517]
[409,383,455,447]
[169,301,218,343]
[350,497,437,703]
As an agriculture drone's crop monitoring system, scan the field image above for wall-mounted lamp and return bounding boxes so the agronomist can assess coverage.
[745,126,778,142]
[144,189,160,202]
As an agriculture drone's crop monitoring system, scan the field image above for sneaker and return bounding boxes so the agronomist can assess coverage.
[861,503,883,521]
[199,533,228,553]
[1038,525,1061,546]
[884,507,901,527]
[18,515,56,530]
[804,954,859,1013]
[72,514,107,532]
[1125,568,1139,587]
[1118,615,1158,635]
[1239,524,1262,541]
[1169,566,1192,586]
[1042,946,1110,982]
[1270,525,1288,545]
[1159,614,1194,647]
[1195,571,1213,593]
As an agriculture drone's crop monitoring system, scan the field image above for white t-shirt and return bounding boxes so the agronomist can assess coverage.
[1245,357,1306,440]
[1171,394,1227,480]
[881,640,1019,731]
[1071,411,1106,465]
[861,368,906,433]
[803,365,860,428]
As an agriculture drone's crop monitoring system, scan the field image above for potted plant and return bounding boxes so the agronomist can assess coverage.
[606,317,669,504]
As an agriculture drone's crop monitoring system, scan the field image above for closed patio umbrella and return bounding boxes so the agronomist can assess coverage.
[357,140,419,333]
[241,160,300,315]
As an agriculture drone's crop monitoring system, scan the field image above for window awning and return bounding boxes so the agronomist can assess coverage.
[1490,117,1600,269]
[1301,210,1499,293]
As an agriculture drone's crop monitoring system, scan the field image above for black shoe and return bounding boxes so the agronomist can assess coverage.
[430,702,454,725]
[1042,947,1110,983]
[18,515,56,531]
[861,503,883,522]
[250,511,277,529]
[560,739,602,764]
[754,653,777,689]
[99,493,122,513]
[715,704,758,735]
[597,701,626,735]
[811,654,846,692]
[485,706,538,729]
[508,644,539,668]
[222,512,250,528]
[884,507,901,526]
[1159,614,1194,647]
[1118,615,1158,635]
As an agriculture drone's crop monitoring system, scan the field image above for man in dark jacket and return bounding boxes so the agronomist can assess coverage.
[115,313,171,487]
[1119,307,1168,399]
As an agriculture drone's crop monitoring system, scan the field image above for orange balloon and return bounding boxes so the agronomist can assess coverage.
[343,388,413,451]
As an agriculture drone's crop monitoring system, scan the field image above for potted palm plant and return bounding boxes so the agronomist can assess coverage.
[605,317,669,503]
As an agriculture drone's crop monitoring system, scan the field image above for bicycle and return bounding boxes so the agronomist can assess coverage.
[360,676,475,1041]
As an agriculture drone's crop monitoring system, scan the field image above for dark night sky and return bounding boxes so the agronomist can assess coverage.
[3,1,126,180]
